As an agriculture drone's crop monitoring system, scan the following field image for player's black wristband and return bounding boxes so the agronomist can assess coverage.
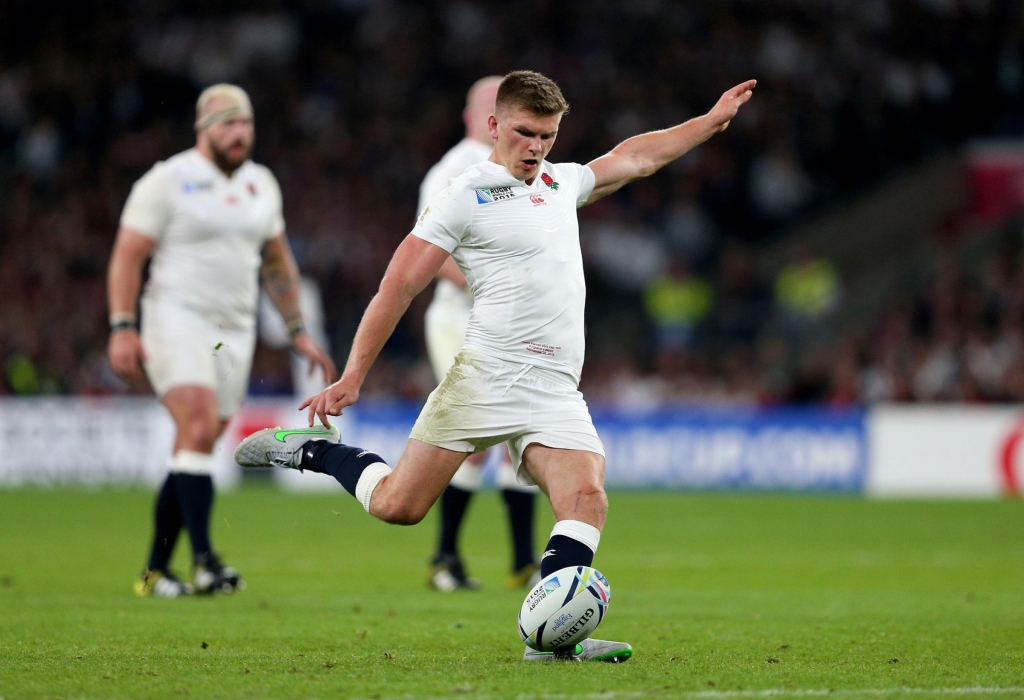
[110,320,138,333]
[287,322,307,340]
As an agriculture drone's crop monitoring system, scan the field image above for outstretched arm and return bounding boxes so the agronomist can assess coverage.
[300,234,450,426]
[585,80,756,204]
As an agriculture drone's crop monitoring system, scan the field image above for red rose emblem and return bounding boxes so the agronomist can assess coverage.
[541,173,553,185]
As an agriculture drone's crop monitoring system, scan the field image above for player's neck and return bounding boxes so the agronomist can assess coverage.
[487,151,538,186]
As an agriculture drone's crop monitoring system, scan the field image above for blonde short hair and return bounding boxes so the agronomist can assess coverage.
[495,71,568,116]
[195,84,253,131]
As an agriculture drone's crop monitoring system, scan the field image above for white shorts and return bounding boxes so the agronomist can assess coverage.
[424,288,471,382]
[410,348,605,485]
[140,297,256,419]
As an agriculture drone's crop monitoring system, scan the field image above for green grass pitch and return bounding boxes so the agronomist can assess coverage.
[1,487,1023,699]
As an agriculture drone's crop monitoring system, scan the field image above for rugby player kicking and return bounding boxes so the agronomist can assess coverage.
[418,76,543,593]
[108,84,335,597]
[236,71,755,660]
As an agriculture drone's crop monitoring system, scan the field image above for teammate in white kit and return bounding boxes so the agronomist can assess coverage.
[236,71,756,660]
[107,84,335,597]
[420,76,542,593]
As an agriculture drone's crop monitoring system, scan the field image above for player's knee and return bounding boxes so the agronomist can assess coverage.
[581,482,608,518]
[552,478,607,525]
[372,491,428,526]
[180,413,219,451]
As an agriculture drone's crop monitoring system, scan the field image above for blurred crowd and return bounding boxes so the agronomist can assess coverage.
[584,219,1024,406]
[1,0,1023,405]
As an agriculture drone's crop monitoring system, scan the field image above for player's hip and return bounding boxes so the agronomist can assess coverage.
[140,324,255,419]
[140,290,257,333]
[410,348,597,449]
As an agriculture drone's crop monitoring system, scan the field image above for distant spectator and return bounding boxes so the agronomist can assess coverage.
[774,245,841,323]
[0,2,1021,407]
[712,242,769,345]
[749,142,814,222]
[644,256,714,350]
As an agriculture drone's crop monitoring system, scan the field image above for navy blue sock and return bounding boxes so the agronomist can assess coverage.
[436,485,473,561]
[174,473,214,562]
[540,535,594,578]
[309,442,387,498]
[501,489,537,571]
[147,474,183,572]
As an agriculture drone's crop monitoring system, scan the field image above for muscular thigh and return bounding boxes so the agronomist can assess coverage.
[520,445,606,528]
[370,439,470,519]
[141,298,254,420]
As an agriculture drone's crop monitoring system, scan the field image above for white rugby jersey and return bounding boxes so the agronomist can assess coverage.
[417,138,493,310]
[120,148,284,330]
[413,159,596,382]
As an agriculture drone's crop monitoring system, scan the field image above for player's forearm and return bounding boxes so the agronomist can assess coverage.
[107,250,144,319]
[261,263,303,327]
[613,115,717,178]
[260,236,305,335]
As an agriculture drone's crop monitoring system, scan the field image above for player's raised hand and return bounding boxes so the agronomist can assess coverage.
[291,332,338,384]
[706,79,757,134]
[108,329,147,382]
[299,374,360,428]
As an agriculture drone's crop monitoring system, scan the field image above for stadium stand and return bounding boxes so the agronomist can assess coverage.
[0,0,1022,404]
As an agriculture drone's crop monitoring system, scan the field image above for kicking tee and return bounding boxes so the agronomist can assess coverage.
[120,148,284,330]
[417,138,493,310]
[412,159,596,383]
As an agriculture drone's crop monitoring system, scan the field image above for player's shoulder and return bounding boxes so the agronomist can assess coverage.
[435,160,491,199]
[423,140,491,187]
[231,161,282,204]
[545,161,589,182]
[126,150,189,195]
[418,179,475,222]
[242,159,277,182]
[137,149,206,190]
[156,148,203,177]
[415,166,485,232]
[444,138,492,166]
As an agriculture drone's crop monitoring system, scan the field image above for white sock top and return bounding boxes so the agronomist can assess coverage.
[169,450,215,475]
[550,519,601,553]
[355,462,392,513]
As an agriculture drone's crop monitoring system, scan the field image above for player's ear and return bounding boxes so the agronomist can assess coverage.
[487,114,499,141]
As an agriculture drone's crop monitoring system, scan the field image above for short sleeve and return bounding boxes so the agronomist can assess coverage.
[575,164,596,207]
[417,161,450,217]
[263,169,286,240]
[119,164,172,239]
[411,185,472,254]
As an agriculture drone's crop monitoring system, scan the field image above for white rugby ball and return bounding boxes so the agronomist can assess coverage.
[517,566,610,651]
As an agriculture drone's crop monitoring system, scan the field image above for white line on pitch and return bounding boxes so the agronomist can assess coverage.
[674,688,1024,698]
[372,688,1024,700]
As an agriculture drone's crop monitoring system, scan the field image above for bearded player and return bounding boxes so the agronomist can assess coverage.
[236,71,755,659]
[108,84,336,597]
[420,76,542,592]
